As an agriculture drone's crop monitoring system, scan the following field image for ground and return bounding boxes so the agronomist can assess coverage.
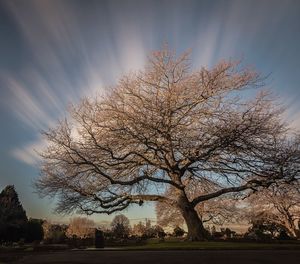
[3,250,300,264]
[1,241,300,263]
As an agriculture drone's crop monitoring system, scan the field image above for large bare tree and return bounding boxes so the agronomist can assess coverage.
[36,49,300,240]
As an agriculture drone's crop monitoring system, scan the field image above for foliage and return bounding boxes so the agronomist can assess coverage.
[0,185,28,242]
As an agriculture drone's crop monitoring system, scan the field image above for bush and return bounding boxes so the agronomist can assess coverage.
[245,219,289,241]
[173,226,185,237]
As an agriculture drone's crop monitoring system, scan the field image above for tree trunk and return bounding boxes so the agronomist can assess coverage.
[178,194,208,241]
[282,212,298,238]
[286,220,298,238]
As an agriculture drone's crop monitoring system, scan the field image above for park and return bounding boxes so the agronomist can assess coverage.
[1,0,300,263]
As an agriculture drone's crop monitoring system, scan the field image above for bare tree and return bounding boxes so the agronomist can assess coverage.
[66,217,95,239]
[36,48,300,240]
[244,183,300,238]
[42,221,67,243]
[110,214,130,238]
[131,221,146,237]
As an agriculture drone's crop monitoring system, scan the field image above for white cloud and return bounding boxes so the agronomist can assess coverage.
[2,75,55,130]
[11,137,46,166]
[4,0,295,167]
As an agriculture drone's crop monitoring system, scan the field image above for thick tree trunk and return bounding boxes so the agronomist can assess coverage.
[178,194,208,241]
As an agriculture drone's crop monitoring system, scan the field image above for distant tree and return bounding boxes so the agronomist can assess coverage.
[0,185,28,242]
[26,218,44,242]
[220,227,236,239]
[132,221,146,237]
[244,183,300,238]
[42,221,67,244]
[173,226,185,237]
[131,220,164,239]
[36,48,300,240]
[143,219,156,238]
[154,225,166,239]
[42,220,52,241]
[66,217,95,239]
[110,214,130,238]
[245,216,287,241]
[145,219,151,230]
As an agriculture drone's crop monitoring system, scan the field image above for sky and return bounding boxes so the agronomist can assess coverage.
[0,0,300,225]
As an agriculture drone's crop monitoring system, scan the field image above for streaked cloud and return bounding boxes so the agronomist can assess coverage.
[0,0,299,223]
[1,0,147,165]
[2,75,54,130]
[1,0,300,167]
[11,137,46,166]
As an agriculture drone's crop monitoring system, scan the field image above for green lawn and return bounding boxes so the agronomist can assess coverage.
[120,239,300,250]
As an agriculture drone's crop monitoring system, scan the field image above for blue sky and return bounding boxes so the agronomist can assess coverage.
[0,0,300,224]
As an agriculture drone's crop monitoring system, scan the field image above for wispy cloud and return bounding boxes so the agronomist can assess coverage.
[1,75,55,130]
[10,137,46,166]
[2,0,300,166]
[2,0,147,165]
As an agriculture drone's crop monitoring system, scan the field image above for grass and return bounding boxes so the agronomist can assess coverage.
[120,239,300,250]
[1,239,300,253]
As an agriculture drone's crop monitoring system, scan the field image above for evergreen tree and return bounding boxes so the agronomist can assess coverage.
[0,185,28,242]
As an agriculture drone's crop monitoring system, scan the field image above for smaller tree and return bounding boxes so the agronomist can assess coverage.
[219,228,236,239]
[66,217,95,239]
[42,221,52,241]
[110,214,130,239]
[244,183,300,238]
[132,221,146,237]
[173,226,185,237]
[42,221,67,243]
[154,225,166,239]
[131,220,165,239]
[245,215,286,241]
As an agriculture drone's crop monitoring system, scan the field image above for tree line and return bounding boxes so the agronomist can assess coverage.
[1,185,299,246]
